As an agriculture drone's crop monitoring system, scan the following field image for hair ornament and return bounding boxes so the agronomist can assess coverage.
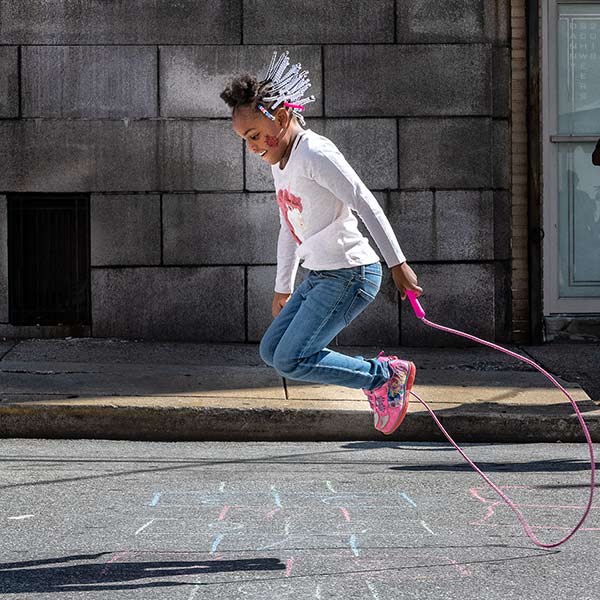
[256,103,276,121]
[258,50,316,126]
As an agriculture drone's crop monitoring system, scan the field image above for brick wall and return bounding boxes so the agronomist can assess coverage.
[0,0,512,346]
[510,0,530,343]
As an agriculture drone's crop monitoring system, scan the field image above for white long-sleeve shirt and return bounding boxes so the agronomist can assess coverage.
[272,128,407,294]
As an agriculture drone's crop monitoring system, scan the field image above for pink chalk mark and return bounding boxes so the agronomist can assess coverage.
[469,487,489,504]
[447,558,471,577]
[105,551,129,566]
[341,508,351,522]
[266,508,281,519]
[471,483,599,527]
[99,551,129,577]
[483,502,500,521]
[470,486,600,527]
[471,485,600,510]
[285,557,294,577]
[218,505,230,521]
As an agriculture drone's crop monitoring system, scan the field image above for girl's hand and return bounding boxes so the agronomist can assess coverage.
[390,262,423,301]
[272,292,291,318]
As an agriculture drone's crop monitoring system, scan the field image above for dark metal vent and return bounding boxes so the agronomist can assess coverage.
[8,194,90,326]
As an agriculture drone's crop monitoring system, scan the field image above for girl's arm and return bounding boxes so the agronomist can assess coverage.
[274,217,300,295]
[308,147,423,298]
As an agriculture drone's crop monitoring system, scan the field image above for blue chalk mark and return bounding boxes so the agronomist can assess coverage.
[271,486,282,509]
[400,492,417,508]
[211,533,225,554]
[349,534,360,557]
[366,580,381,600]
[149,492,161,507]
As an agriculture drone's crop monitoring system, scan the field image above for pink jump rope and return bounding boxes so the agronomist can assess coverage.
[405,290,596,548]
[285,102,594,547]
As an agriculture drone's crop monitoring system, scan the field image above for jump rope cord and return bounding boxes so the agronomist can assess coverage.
[404,293,596,549]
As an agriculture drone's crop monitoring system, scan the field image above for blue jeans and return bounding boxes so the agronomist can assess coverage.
[259,262,391,390]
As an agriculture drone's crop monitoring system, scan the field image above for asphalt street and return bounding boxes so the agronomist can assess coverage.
[0,440,598,599]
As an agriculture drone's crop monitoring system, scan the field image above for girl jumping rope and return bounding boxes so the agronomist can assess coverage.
[220,50,424,435]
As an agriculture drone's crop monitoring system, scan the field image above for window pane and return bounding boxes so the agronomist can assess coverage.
[557,143,600,297]
[558,4,600,134]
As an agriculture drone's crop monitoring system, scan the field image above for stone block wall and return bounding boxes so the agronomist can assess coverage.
[0,0,511,346]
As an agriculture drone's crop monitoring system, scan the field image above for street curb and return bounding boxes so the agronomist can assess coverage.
[1,403,598,443]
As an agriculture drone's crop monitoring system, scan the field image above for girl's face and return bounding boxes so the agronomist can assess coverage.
[232,104,292,166]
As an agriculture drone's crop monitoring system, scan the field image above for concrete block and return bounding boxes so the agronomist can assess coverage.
[434,191,494,260]
[246,119,397,191]
[324,45,491,116]
[401,262,496,346]
[159,120,243,191]
[0,120,158,192]
[0,47,18,117]
[314,120,397,189]
[0,119,243,193]
[494,260,511,341]
[492,119,510,189]
[388,191,494,261]
[337,268,399,346]
[490,0,510,45]
[161,45,322,118]
[398,118,492,189]
[91,194,161,266]
[162,193,279,265]
[493,191,511,260]
[387,191,433,261]
[91,267,245,342]
[0,196,7,322]
[397,0,509,44]
[397,0,486,43]
[492,46,510,118]
[248,265,277,343]
[244,0,394,44]
[0,1,240,44]
[22,46,157,118]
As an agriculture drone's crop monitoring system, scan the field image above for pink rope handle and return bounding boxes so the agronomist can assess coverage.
[406,291,596,549]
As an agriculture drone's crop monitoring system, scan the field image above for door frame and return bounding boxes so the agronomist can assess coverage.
[541,0,600,314]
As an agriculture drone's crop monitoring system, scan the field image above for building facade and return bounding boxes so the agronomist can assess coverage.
[0,1,597,346]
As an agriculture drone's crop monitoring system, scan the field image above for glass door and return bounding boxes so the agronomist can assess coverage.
[543,1,600,313]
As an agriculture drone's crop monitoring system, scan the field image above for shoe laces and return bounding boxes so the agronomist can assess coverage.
[365,387,387,414]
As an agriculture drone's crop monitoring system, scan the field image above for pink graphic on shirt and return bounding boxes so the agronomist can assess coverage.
[276,188,304,244]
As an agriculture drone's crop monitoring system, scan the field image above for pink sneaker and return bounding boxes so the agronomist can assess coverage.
[362,352,416,435]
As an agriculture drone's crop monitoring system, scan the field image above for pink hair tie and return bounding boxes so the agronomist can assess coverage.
[283,101,305,111]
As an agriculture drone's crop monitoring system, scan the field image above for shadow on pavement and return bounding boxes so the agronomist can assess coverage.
[0,552,285,594]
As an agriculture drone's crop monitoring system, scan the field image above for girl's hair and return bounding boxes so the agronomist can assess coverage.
[221,52,315,125]
[220,74,275,115]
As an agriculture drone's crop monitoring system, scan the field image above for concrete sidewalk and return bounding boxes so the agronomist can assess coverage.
[0,337,598,442]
